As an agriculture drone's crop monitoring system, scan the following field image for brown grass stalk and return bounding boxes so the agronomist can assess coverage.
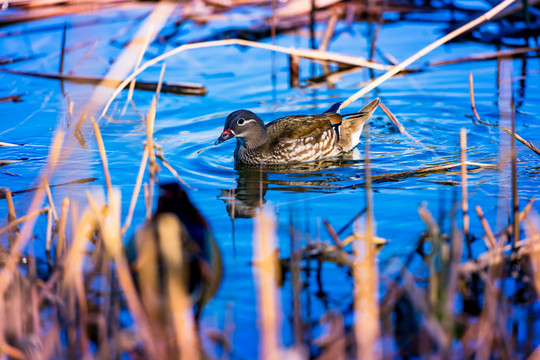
[460,128,469,238]
[43,178,59,221]
[353,123,380,360]
[91,117,113,199]
[157,214,199,359]
[475,205,497,249]
[0,208,49,236]
[338,0,517,110]
[430,46,540,67]
[102,188,158,358]
[255,210,281,359]
[121,147,149,234]
[469,72,540,156]
[56,198,69,259]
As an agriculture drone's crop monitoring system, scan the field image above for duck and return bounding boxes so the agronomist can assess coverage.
[215,98,380,164]
[130,182,222,321]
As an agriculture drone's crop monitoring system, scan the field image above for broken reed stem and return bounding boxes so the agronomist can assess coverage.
[100,38,393,119]
[121,147,149,234]
[468,72,482,122]
[155,154,189,187]
[43,178,59,221]
[255,211,281,359]
[91,118,113,199]
[319,9,339,52]
[0,207,49,236]
[469,72,540,156]
[510,91,519,249]
[353,123,380,360]
[0,130,64,299]
[56,198,69,259]
[126,25,153,106]
[155,63,166,102]
[157,215,199,359]
[475,205,497,249]
[338,0,517,111]
[460,128,469,239]
[46,207,53,251]
[146,98,157,216]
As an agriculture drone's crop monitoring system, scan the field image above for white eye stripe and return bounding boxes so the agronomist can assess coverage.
[237,118,256,126]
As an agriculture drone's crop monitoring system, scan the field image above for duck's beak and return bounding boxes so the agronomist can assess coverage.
[215,129,234,145]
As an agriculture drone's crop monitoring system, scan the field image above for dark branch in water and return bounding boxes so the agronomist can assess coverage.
[0,69,207,96]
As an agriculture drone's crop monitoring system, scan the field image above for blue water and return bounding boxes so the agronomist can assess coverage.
[1,4,540,358]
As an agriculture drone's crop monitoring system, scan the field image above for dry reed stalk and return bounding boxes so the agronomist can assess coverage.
[525,213,540,296]
[144,183,151,222]
[319,9,339,52]
[0,141,22,147]
[255,210,281,359]
[45,207,53,251]
[430,46,540,67]
[43,178,59,221]
[0,208,49,238]
[509,85,519,250]
[102,188,158,357]
[2,188,17,222]
[378,102,416,141]
[288,54,300,88]
[121,147,149,234]
[56,198,69,259]
[100,38,393,119]
[91,117,113,198]
[495,58,513,238]
[338,0,517,111]
[126,25,154,106]
[369,161,498,182]
[352,124,380,360]
[469,72,540,156]
[155,63,166,102]
[460,129,469,239]
[157,214,200,359]
[475,205,497,249]
[146,98,158,215]
[154,145,189,187]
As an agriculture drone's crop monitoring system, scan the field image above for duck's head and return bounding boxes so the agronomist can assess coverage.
[215,110,268,149]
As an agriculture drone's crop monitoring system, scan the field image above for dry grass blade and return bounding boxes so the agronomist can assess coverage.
[0,69,207,97]
[475,205,497,249]
[430,46,540,66]
[255,210,281,359]
[338,0,516,110]
[43,178,59,221]
[469,72,540,156]
[91,117,113,199]
[353,122,380,360]
[0,131,64,299]
[156,214,199,359]
[0,208,48,236]
[370,161,498,183]
[56,198,69,259]
[121,147,149,234]
[460,128,469,239]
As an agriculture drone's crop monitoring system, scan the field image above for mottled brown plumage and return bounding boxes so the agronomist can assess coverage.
[215,98,380,164]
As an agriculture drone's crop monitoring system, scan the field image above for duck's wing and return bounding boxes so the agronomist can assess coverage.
[267,113,340,141]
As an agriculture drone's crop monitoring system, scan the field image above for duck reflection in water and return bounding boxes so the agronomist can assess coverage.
[219,158,363,218]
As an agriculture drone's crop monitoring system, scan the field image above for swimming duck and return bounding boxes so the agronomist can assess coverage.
[215,98,380,164]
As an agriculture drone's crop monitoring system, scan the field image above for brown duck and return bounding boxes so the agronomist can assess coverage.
[215,98,380,164]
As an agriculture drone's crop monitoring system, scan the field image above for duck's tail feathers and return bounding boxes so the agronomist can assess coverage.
[337,98,380,152]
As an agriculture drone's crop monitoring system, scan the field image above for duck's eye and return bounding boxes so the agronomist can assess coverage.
[237,118,245,125]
